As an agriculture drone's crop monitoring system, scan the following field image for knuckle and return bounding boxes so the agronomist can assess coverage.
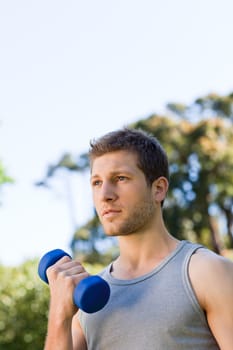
[46,265,57,279]
[64,274,76,288]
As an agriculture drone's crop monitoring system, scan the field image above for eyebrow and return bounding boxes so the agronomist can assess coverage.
[91,170,133,180]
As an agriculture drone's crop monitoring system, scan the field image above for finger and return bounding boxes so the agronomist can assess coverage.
[57,261,86,275]
[53,255,72,266]
[72,271,90,285]
[64,265,89,277]
[47,259,87,281]
[50,257,82,274]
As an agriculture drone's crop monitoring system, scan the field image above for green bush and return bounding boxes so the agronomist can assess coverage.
[0,260,49,350]
[0,258,106,349]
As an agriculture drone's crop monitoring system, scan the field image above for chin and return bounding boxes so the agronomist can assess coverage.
[104,229,118,237]
[102,225,118,237]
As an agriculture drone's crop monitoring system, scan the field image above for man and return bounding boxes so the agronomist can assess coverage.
[44,128,233,349]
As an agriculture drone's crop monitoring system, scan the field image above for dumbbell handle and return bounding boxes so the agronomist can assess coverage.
[38,249,110,314]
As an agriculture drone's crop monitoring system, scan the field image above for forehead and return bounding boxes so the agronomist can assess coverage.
[91,150,140,176]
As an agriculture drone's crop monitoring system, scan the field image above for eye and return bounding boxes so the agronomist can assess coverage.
[92,180,102,187]
[117,176,127,182]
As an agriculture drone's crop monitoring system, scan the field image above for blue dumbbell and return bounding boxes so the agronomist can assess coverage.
[38,249,110,313]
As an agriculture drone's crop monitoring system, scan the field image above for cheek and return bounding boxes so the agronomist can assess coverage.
[92,193,99,209]
[92,192,105,219]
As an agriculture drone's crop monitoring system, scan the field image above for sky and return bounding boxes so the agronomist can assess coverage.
[0,0,233,266]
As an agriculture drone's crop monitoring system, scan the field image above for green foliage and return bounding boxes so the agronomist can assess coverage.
[194,92,233,119]
[0,260,49,350]
[38,91,233,260]
[0,161,13,186]
[35,152,89,188]
[71,215,119,265]
[0,160,13,207]
[137,94,233,253]
[0,259,107,350]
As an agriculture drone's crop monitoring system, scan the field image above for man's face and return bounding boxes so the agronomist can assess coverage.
[90,150,157,237]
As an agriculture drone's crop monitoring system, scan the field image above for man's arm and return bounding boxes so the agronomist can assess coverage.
[72,313,87,350]
[190,249,233,350]
[43,256,88,350]
[44,310,73,349]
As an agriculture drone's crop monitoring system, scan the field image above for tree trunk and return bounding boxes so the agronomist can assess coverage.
[224,208,233,248]
[208,216,223,255]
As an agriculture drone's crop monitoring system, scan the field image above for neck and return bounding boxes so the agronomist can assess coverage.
[112,220,179,279]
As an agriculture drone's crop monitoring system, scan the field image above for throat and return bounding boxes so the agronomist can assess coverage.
[111,257,163,279]
[112,235,179,279]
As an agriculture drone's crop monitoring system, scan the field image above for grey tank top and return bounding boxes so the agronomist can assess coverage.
[78,240,219,349]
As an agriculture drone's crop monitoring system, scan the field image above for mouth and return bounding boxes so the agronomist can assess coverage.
[101,209,121,218]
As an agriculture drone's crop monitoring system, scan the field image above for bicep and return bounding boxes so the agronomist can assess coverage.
[72,313,87,350]
[190,251,233,349]
[205,259,233,349]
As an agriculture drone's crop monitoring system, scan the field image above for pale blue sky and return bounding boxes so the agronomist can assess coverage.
[0,0,233,265]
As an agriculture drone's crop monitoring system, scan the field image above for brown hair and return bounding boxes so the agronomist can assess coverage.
[89,127,169,186]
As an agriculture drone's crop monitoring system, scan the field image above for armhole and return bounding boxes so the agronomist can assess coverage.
[182,245,209,325]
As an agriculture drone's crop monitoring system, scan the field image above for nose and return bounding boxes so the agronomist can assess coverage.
[100,181,118,202]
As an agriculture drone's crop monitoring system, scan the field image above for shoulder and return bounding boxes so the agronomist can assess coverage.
[188,247,233,348]
[190,246,233,272]
[188,247,233,310]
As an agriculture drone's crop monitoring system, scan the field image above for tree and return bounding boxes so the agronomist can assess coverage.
[71,215,119,264]
[0,160,13,204]
[0,259,104,349]
[195,92,233,121]
[38,92,233,260]
[0,260,49,349]
[133,112,233,254]
[164,91,233,252]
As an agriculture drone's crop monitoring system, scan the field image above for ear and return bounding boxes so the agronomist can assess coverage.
[152,177,169,203]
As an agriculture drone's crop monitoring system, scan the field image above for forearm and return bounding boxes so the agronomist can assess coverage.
[42,256,88,350]
[44,316,73,350]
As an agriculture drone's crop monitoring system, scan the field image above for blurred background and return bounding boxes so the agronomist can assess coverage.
[0,0,233,348]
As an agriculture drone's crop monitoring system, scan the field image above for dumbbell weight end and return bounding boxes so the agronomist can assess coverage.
[38,249,110,313]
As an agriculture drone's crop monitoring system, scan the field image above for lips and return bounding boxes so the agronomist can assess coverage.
[101,208,121,217]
